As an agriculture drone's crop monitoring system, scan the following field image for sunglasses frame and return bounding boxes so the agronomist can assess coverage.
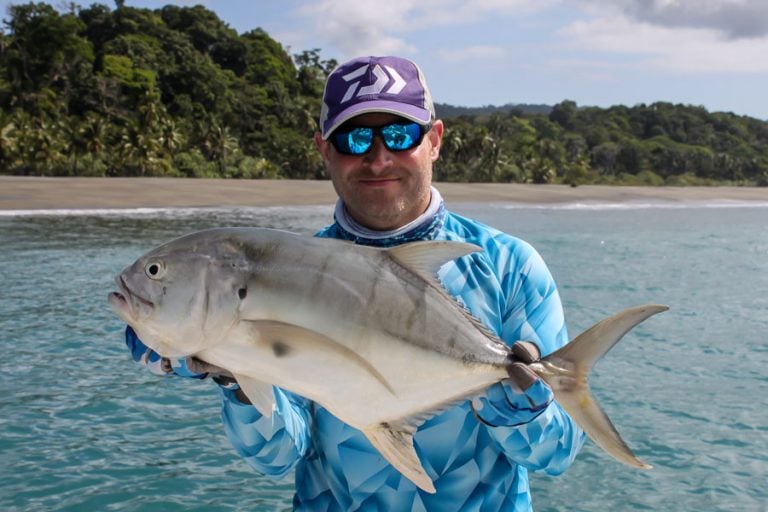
[330,121,431,156]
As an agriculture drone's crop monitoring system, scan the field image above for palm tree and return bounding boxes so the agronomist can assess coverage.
[158,118,184,159]
[117,120,162,176]
[59,116,89,175]
[201,122,239,176]
[81,113,107,155]
[0,116,18,172]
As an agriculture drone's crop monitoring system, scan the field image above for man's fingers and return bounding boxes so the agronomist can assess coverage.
[160,357,174,374]
[186,357,233,377]
[512,341,540,364]
[507,362,539,391]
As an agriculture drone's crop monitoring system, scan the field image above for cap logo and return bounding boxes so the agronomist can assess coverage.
[339,64,407,104]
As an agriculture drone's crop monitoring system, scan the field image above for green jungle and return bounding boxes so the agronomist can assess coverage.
[2,2,767,185]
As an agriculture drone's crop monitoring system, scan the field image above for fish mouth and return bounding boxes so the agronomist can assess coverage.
[108,275,154,320]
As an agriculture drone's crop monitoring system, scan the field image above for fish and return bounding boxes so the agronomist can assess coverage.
[108,227,667,493]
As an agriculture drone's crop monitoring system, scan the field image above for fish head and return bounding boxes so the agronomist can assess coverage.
[108,230,256,358]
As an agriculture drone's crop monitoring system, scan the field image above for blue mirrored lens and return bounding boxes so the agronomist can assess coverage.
[381,123,422,151]
[343,127,374,154]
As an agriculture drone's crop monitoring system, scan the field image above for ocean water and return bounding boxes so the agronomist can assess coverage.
[1,199,766,512]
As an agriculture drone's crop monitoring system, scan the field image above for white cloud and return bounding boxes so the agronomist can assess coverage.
[298,0,551,58]
[299,0,417,57]
[419,0,553,26]
[580,0,768,39]
[559,14,768,73]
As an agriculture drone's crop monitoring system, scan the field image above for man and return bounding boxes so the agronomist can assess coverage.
[125,55,584,511]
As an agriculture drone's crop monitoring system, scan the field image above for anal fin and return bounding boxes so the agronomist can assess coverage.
[363,423,436,493]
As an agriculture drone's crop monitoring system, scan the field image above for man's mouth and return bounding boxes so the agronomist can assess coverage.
[359,177,400,186]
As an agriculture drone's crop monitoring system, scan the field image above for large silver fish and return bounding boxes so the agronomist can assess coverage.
[108,227,666,493]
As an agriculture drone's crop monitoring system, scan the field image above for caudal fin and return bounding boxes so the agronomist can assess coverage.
[542,304,668,469]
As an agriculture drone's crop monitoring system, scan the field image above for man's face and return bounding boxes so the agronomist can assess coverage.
[315,113,444,231]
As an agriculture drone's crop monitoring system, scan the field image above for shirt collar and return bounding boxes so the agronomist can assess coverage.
[331,186,446,247]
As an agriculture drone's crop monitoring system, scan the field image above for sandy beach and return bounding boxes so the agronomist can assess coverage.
[1,176,767,210]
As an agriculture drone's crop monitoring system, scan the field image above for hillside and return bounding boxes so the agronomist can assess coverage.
[1,2,766,185]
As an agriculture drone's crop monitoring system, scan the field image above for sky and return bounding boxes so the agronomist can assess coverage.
[3,0,768,120]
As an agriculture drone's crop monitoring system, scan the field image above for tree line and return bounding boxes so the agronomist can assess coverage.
[1,2,767,186]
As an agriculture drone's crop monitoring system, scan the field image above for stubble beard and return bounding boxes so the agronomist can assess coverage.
[347,178,431,230]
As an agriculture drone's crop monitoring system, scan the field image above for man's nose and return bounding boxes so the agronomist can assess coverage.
[363,138,394,171]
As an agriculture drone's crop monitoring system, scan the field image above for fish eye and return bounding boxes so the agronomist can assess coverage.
[144,260,166,279]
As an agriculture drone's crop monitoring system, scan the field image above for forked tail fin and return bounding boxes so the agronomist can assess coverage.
[541,304,668,469]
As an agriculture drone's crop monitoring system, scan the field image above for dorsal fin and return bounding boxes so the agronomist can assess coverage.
[387,240,503,350]
[387,240,482,284]
[455,297,508,348]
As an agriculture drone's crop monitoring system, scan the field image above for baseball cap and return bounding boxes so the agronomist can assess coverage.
[319,56,435,139]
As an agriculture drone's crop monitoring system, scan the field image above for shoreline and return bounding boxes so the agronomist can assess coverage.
[2,176,768,211]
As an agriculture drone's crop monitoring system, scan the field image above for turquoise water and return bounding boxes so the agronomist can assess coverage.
[1,200,766,511]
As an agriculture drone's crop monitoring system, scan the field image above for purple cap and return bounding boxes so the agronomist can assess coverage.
[319,56,435,139]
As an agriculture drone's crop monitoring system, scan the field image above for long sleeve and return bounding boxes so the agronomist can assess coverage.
[482,399,584,474]
[190,208,590,510]
[219,386,313,478]
[439,216,585,477]
[125,326,314,479]
[481,240,585,474]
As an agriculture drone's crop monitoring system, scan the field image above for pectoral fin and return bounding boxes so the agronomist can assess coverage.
[363,423,436,493]
[243,320,396,396]
[233,373,275,418]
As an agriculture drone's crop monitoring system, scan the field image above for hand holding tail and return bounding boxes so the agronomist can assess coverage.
[472,341,554,427]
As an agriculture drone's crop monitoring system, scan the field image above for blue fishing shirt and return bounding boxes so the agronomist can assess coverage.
[214,200,585,511]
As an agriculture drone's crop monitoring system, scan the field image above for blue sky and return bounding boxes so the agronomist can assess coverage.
[3,0,768,119]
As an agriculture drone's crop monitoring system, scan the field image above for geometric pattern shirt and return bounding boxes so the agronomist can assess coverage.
[217,203,585,511]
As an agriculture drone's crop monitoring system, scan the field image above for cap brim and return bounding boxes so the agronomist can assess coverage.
[322,101,432,139]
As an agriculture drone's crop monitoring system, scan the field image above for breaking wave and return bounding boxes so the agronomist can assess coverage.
[494,200,768,211]
[0,205,332,218]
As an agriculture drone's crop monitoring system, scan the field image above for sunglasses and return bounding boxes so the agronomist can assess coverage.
[330,121,431,156]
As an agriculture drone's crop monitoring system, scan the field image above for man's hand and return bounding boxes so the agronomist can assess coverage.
[506,341,541,391]
[181,357,235,379]
[472,341,554,427]
[184,357,252,405]
[125,326,251,403]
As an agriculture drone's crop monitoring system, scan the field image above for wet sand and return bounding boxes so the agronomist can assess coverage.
[1,176,767,210]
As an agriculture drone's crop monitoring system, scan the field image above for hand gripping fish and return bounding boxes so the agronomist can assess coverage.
[108,227,666,493]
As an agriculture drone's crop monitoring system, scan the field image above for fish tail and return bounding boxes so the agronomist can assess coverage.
[540,304,668,469]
